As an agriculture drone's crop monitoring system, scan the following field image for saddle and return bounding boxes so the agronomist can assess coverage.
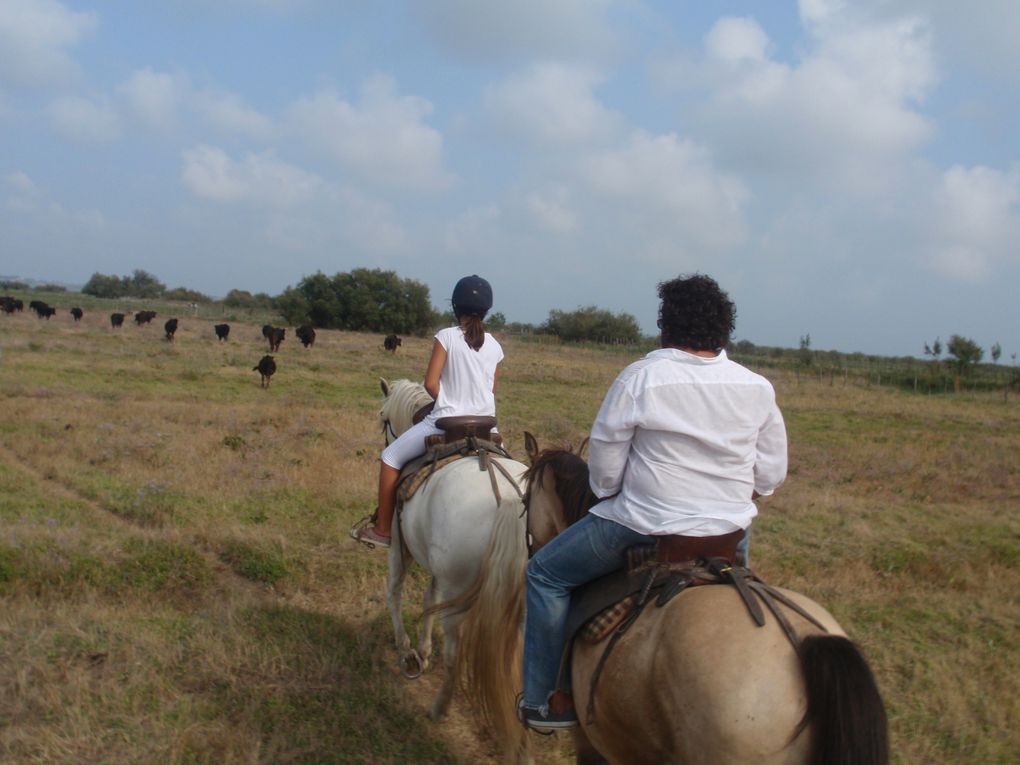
[396,421,513,506]
[560,531,829,724]
[425,416,501,448]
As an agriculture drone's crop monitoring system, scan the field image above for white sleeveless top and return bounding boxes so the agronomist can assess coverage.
[429,325,503,420]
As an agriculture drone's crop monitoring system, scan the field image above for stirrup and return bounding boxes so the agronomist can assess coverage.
[349,510,385,549]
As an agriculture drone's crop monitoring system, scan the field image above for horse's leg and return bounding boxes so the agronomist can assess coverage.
[428,607,462,720]
[415,574,439,674]
[386,527,423,678]
[573,728,609,765]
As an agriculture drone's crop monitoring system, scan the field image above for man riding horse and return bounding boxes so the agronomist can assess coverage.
[519,273,788,730]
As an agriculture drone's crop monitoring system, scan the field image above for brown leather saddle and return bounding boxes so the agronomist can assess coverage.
[425,415,501,448]
[561,530,829,723]
[396,417,511,505]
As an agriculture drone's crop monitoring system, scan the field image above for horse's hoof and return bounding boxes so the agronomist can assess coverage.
[400,650,425,679]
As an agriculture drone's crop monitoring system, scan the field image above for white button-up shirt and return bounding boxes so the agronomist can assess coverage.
[588,347,787,536]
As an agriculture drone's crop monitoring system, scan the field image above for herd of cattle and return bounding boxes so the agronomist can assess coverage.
[2,296,405,388]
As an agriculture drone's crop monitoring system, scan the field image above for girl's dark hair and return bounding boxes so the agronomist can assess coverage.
[458,313,486,351]
[657,274,736,351]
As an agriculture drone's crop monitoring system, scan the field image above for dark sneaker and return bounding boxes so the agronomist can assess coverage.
[517,701,578,731]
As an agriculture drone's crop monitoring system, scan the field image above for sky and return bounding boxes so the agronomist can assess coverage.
[2,0,1019,359]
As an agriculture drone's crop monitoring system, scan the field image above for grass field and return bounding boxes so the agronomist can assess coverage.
[1,304,1018,764]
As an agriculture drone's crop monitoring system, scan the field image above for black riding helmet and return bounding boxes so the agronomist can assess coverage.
[451,275,493,317]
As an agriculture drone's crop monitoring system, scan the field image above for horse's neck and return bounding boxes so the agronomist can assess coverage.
[387,381,432,436]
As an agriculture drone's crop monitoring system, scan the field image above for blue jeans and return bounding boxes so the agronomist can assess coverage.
[737,524,751,567]
[521,513,652,712]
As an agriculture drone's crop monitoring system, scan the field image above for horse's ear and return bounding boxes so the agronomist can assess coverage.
[524,432,539,463]
[577,437,589,459]
[380,378,390,397]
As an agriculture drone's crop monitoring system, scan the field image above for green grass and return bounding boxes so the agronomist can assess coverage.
[1,307,1018,763]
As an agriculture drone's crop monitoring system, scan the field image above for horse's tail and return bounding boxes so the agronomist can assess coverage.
[797,634,889,765]
[442,495,528,761]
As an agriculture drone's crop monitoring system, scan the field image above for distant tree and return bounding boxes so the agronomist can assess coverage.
[277,268,433,335]
[164,287,211,303]
[945,335,983,393]
[81,272,124,298]
[487,311,507,331]
[223,289,255,307]
[223,289,275,310]
[923,337,942,360]
[0,280,28,291]
[542,305,641,344]
[991,342,1002,364]
[798,334,813,367]
[129,269,165,298]
[82,269,167,299]
[33,283,67,292]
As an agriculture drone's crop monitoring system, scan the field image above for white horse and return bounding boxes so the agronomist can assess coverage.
[377,378,531,758]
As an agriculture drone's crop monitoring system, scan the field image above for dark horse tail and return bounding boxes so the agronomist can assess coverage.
[797,634,889,765]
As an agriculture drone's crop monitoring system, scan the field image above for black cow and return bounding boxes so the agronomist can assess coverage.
[31,301,54,319]
[268,327,285,352]
[253,355,276,388]
[70,307,83,322]
[164,318,179,341]
[214,323,230,341]
[135,310,156,325]
[262,324,274,341]
[0,297,16,314]
[110,312,126,328]
[296,325,316,348]
[383,334,402,353]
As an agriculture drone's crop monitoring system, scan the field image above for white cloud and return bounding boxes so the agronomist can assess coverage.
[483,63,624,148]
[333,187,408,254]
[5,170,42,212]
[584,131,748,251]
[6,170,39,196]
[413,0,619,62]
[929,164,1020,282]
[48,95,120,143]
[525,187,577,234]
[705,17,770,65]
[665,5,937,194]
[193,91,275,141]
[445,205,502,254]
[119,68,186,131]
[0,0,96,87]
[180,145,321,207]
[288,74,452,191]
[119,68,274,140]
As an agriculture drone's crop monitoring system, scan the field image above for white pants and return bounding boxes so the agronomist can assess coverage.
[381,418,443,469]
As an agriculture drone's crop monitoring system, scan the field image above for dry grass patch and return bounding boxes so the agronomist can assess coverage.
[1,313,1018,763]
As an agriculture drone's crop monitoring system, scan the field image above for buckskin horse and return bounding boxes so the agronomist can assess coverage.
[453,435,888,765]
[375,379,531,760]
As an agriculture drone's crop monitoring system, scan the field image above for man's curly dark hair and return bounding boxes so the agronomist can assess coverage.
[657,274,736,351]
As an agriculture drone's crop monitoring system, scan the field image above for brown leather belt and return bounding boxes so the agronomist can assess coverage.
[656,529,744,564]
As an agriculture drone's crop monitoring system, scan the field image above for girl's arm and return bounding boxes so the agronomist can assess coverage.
[424,340,447,399]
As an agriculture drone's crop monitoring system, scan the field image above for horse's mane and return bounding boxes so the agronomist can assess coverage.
[380,379,434,436]
[524,449,598,527]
